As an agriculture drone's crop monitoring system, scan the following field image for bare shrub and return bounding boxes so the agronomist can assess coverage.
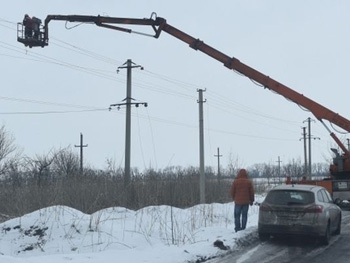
[0,146,329,220]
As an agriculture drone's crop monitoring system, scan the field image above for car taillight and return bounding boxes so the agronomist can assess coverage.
[305,205,323,213]
[259,203,272,212]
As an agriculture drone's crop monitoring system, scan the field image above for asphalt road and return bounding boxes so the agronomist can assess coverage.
[208,210,350,263]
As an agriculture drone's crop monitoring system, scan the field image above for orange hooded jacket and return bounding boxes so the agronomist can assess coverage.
[230,169,255,205]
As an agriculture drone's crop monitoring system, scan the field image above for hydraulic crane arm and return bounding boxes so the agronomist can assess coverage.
[19,13,350,156]
[159,22,350,131]
[43,14,165,39]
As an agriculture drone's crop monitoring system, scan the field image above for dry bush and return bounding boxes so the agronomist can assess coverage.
[0,159,327,219]
[0,170,234,218]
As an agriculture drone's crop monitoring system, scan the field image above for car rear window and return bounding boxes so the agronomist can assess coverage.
[265,190,315,205]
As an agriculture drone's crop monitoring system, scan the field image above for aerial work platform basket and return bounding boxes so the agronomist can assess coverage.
[17,22,48,48]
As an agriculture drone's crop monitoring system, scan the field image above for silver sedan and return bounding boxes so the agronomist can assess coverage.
[258,184,342,245]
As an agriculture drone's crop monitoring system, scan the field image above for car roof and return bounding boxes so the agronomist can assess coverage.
[270,184,325,192]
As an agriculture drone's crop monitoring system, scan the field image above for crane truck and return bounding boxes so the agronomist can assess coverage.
[17,13,350,206]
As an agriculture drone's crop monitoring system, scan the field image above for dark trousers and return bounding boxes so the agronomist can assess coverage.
[25,27,32,38]
[234,204,249,232]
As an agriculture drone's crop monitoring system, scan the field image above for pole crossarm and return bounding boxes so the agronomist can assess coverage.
[109,98,148,110]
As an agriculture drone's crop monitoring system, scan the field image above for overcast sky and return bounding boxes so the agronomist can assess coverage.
[1,1,350,172]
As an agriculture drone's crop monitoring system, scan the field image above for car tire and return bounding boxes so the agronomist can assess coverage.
[258,232,270,242]
[320,223,331,245]
[334,214,341,235]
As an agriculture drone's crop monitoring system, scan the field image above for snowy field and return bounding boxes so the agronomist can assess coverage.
[0,196,264,263]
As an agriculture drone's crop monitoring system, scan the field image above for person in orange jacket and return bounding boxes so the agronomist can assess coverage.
[230,169,255,232]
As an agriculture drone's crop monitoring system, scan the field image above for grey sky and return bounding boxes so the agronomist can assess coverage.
[1,0,349,171]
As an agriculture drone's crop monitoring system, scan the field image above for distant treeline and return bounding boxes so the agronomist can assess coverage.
[0,125,331,219]
[0,158,329,220]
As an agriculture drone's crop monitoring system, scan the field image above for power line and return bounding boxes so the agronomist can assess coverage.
[1,21,299,129]
[0,109,108,115]
[0,17,311,141]
[0,95,104,109]
[1,19,304,127]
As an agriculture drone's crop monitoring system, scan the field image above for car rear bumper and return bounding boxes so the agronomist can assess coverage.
[258,223,324,237]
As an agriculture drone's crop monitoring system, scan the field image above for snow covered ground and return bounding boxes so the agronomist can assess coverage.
[0,197,264,263]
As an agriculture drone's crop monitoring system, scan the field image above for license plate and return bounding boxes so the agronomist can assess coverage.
[277,217,292,225]
[337,182,348,190]
[276,211,298,218]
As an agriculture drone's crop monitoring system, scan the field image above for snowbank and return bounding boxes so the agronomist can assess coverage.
[0,197,263,263]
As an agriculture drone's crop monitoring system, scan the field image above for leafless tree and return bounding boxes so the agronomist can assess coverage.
[227,152,243,178]
[312,162,329,178]
[0,125,22,177]
[282,158,304,181]
[24,149,56,187]
[105,157,123,178]
[52,146,79,177]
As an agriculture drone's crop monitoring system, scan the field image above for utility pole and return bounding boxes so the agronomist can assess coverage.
[74,133,88,176]
[303,117,320,179]
[276,156,282,184]
[198,89,206,204]
[214,147,222,181]
[300,126,308,176]
[109,59,147,188]
[347,138,350,152]
[307,117,313,179]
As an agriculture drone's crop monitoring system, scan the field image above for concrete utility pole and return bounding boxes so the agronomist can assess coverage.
[74,133,88,176]
[307,118,313,178]
[198,89,206,204]
[214,147,222,181]
[303,117,320,179]
[276,156,282,183]
[109,59,147,187]
[300,126,308,175]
